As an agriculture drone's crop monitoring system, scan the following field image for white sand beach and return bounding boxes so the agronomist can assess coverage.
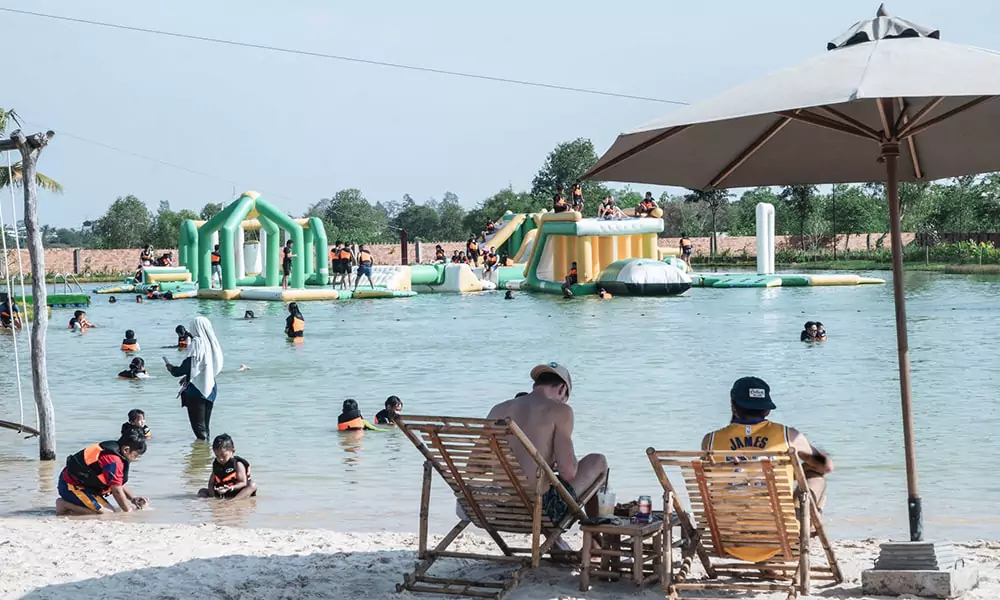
[0,518,996,600]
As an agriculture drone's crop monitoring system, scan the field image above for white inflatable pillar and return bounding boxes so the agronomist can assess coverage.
[235,226,246,280]
[258,229,267,274]
[755,202,775,275]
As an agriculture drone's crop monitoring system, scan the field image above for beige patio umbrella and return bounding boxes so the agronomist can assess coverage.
[584,6,1000,542]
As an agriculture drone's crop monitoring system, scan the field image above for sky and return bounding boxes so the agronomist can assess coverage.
[3,0,999,228]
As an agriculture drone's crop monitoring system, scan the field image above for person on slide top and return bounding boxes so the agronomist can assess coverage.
[55,428,149,515]
[337,399,380,431]
[198,433,257,500]
[285,302,305,340]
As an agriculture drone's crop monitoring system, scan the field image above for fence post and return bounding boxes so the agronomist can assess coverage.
[73,248,81,274]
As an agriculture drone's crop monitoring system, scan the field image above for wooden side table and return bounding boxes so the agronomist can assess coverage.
[579,518,670,591]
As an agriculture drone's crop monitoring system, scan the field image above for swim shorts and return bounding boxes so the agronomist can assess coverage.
[357,265,372,277]
[282,264,291,277]
[58,477,111,512]
[332,261,344,275]
[683,247,692,256]
[542,476,577,524]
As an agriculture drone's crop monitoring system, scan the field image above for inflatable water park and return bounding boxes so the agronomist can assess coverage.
[88,192,882,303]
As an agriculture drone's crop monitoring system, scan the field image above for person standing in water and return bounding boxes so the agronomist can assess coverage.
[285,302,305,340]
[281,239,296,290]
[164,316,224,441]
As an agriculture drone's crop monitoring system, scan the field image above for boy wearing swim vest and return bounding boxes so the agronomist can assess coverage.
[121,329,140,352]
[353,244,376,291]
[375,396,403,425]
[198,433,257,500]
[121,408,151,439]
[56,429,149,515]
[337,399,379,431]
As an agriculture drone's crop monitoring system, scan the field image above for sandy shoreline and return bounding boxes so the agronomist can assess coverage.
[0,518,996,599]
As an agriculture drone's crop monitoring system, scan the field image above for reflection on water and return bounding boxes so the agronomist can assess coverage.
[1,271,999,540]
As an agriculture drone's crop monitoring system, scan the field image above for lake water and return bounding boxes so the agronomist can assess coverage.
[0,270,998,541]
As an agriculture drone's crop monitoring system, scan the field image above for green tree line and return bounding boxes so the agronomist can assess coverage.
[29,139,1000,250]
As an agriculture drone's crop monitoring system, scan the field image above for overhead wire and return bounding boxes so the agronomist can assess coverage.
[0,7,690,106]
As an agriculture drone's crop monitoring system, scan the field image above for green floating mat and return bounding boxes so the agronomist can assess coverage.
[14,293,91,307]
[351,288,417,299]
[710,275,783,288]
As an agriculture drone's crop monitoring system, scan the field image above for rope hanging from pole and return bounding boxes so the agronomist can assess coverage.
[8,151,36,428]
[0,150,29,433]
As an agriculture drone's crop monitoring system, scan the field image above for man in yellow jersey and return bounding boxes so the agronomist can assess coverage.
[702,376,833,512]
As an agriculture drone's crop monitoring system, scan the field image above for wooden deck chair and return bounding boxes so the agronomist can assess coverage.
[646,448,843,600]
[395,415,606,600]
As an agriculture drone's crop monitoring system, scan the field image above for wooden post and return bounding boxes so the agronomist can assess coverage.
[531,466,544,568]
[11,130,56,460]
[418,460,431,559]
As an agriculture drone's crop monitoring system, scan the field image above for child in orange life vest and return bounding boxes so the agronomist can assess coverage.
[284,302,304,340]
[118,357,150,380]
[337,399,379,431]
[561,262,579,295]
[121,408,151,439]
[121,329,140,352]
[198,433,257,500]
[175,325,193,349]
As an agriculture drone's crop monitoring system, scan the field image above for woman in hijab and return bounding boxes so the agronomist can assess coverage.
[284,302,305,340]
[163,316,224,440]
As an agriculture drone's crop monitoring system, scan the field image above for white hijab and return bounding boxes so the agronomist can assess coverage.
[186,316,223,395]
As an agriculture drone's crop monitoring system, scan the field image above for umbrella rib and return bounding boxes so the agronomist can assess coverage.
[818,106,882,140]
[778,109,880,141]
[876,98,894,138]
[893,97,942,136]
[709,114,792,188]
[583,125,690,180]
[896,99,924,180]
[899,96,993,139]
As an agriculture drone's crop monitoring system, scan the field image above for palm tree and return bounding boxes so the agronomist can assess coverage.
[0,109,62,193]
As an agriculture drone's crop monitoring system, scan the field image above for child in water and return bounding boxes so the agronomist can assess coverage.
[135,295,143,304]
[814,322,828,341]
[285,302,304,340]
[69,310,92,332]
[337,399,380,431]
[175,325,193,349]
[375,396,403,425]
[243,310,255,320]
[800,321,817,342]
[121,408,151,439]
[121,329,140,352]
[118,357,150,380]
[198,434,257,500]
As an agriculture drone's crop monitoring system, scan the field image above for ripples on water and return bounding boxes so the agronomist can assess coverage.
[0,270,998,539]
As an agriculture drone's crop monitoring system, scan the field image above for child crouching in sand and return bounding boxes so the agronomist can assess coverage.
[198,434,257,500]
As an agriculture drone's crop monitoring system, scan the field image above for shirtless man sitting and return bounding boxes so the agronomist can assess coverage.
[702,376,833,513]
[486,362,608,526]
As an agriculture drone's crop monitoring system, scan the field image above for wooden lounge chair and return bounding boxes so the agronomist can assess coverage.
[395,415,606,600]
[646,448,843,600]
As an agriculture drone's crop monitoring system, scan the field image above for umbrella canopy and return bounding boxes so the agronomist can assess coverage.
[585,6,1000,542]
[585,11,1000,189]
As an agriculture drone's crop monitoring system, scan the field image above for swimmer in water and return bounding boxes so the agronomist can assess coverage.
[109,296,118,304]
[814,322,827,341]
[597,287,612,299]
[244,310,255,320]
[0,293,22,330]
[337,399,380,431]
[175,325,193,349]
[285,302,304,340]
[504,290,514,300]
[69,310,93,332]
[135,295,143,304]
[800,321,817,342]
[198,434,257,500]
[121,408,151,439]
[375,396,403,425]
[238,364,250,371]
[118,357,149,380]
[121,329,140,352]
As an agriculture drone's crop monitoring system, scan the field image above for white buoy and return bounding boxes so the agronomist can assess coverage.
[755,202,775,275]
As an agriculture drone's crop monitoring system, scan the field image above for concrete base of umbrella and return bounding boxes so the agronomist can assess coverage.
[862,541,979,598]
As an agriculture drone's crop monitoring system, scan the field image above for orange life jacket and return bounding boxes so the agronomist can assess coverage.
[359,250,373,265]
[121,343,139,352]
[338,417,364,431]
[467,242,476,252]
[555,196,567,207]
[569,267,578,277]
[642,199,654,208]
[435,249,445,260]
[339,249,352,260]
[66,441,129,495]
[680,238,691,247]
[487,254,498,266]
[211,456,251,488]
[291,317,304,333]
[573,188,583,198]
[504,258,514,266]
[211,252,221,265]
[330,248,339,260]
[178,336,189,348]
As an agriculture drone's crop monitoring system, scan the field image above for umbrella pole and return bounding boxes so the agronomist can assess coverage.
[882,142,922,542]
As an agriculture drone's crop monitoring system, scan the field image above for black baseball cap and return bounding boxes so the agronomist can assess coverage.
[730,376,776,411]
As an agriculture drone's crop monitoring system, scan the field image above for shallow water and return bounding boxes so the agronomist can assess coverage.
[1,270,998,540]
